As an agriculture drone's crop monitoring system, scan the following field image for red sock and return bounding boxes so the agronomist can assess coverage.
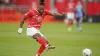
[38,37,47,47]
[36,37,47,56]
[71,22,73,25]
[37,45,45,56]
[68,21,71,27]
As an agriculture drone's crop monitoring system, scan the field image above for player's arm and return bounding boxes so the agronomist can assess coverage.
[48,11,65,16]
[45,10,65,16]
[18,10,32,34]
[19,16,26,28]
[18,16,26,34]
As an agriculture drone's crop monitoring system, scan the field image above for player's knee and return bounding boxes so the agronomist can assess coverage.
[32,33,41,39]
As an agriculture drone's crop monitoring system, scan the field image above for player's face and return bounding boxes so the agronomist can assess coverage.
[32,2,37,9]
[77,2,81,5]
[38,5,44,13]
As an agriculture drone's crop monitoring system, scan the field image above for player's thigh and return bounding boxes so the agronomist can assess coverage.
[27,27,38,37]
[76,17,80,22]
[79,17,83,23]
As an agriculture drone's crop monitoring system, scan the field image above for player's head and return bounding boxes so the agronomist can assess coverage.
[69,0,73,2]
[38,2,45,13]
[77,1,81,5]
[32,2,37,9]
[39,3,44,10]
[37,0,45,13]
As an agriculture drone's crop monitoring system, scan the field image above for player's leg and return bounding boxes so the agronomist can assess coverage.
[67,19,72,32]
[67,13,72,32]
[34,33,55,56]
[38,31,55,51]
[67,13,75,32]
[76,17,83,31]
[36,45,45,56]
[27,28,47,56]
[37,30,50,44]
[27,28,55,56]
[78,17,83,31]
[27,28,48,46]
[76,17,80,31]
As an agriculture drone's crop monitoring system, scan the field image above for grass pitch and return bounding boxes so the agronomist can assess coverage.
[0,23,100,56]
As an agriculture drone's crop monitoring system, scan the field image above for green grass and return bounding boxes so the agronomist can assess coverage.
[0,22,100,56]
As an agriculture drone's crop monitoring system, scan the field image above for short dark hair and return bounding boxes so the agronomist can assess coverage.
[40,0,44,3]
[40,0,44,6]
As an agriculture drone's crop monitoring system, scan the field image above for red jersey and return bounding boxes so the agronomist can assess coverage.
[24,9,50,29]
[66,2,75,13]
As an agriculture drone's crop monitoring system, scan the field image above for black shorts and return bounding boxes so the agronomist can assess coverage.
[76,17,83,22]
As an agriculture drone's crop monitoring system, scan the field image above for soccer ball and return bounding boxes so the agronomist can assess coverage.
[83,48,92,56]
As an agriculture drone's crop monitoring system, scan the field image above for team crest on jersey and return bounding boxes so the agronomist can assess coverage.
[37,16,42,22]
[32,14,43,22]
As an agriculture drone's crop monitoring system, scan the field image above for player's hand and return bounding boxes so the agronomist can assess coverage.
[18,28,23,34]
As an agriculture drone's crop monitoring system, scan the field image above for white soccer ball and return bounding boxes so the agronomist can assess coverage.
[83,48,92,56]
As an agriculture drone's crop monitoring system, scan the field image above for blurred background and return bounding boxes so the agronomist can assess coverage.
[0,0,100,23]
[0,0,100,56]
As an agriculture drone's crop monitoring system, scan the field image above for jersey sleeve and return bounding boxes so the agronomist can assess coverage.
[44,9,51,15]
[24,10,33,19]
